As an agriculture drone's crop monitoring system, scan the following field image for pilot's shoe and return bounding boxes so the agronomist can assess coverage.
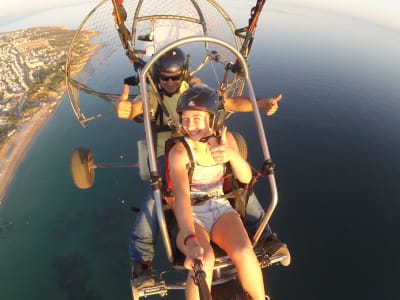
[131,260,155,288]
[261,233,291,267]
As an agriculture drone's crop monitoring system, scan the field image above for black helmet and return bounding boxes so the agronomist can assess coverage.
[177,85,225,131]
[155,48,186,73]
[177,85,220,114]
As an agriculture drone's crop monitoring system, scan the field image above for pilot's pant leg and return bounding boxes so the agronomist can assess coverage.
[128,156,166,261]
[244,192,272,238]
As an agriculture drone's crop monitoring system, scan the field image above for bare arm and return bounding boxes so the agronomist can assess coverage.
[169,143,196,236]
[224,93,282,116]
[169,142,203,265]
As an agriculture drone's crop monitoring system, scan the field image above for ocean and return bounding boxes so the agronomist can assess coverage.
[1,3,400,300]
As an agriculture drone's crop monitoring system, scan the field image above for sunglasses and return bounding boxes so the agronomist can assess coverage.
[159,73,182,82]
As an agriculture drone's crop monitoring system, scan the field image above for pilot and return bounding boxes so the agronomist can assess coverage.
[116,47,290,288]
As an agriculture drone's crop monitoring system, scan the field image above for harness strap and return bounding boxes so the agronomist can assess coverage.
[151,90,180,150]
[180,137,195,184]
[191,192,234,206]
[154,105,172,132]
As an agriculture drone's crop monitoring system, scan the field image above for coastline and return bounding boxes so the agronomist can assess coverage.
[0,26,101,205]
[0,104,56,205]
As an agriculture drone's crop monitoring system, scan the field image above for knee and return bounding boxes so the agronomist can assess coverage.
[229,243,256,262]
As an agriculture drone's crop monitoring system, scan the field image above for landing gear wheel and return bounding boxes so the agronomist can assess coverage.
[70,146,95,189]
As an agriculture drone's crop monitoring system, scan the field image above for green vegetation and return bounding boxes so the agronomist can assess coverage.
[0,115,17,145]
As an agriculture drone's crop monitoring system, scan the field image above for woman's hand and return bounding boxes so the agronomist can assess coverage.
[184,238,204,270]
[209,127,252,183]
[208,127,233,164]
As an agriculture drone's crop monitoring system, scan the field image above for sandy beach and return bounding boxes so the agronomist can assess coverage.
[0,106,54,204]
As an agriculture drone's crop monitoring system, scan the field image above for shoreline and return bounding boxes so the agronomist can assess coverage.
[0,104,55,205]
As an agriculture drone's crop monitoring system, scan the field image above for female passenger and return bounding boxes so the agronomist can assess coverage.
[168,85,265,300]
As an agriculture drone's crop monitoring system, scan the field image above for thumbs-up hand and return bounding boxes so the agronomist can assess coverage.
[263,93,282,116]
[209,127,232,164]
[116,97,133,119]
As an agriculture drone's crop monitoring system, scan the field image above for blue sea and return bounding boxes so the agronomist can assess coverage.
[1,3,400,300]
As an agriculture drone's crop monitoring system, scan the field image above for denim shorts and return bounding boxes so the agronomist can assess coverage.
[192,198,237,233]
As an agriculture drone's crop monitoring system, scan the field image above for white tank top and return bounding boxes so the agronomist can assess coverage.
[185,138,225,199]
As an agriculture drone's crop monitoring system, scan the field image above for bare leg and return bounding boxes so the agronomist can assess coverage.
[177,223,215,300]
[212,212,265,300]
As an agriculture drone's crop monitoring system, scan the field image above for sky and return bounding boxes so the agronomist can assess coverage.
[282,0,400,31]
[0,0,399,32]
[0,1,98,32]
[0,0,96,22]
